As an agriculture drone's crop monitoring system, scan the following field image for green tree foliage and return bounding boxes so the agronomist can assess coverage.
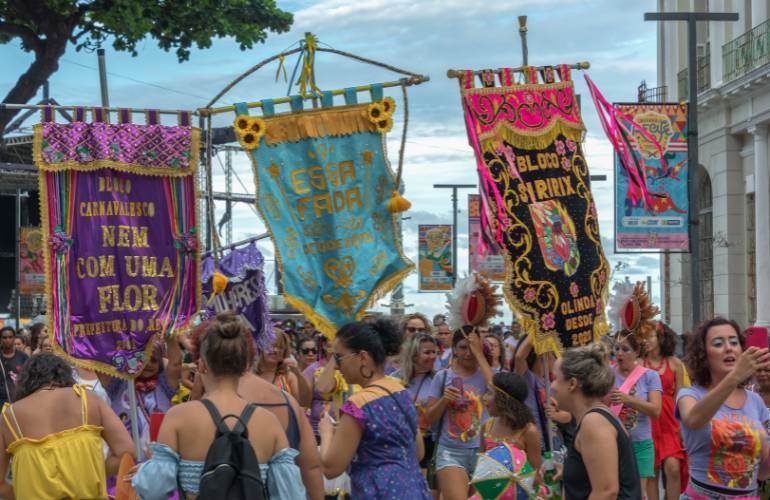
[0,0,293,134]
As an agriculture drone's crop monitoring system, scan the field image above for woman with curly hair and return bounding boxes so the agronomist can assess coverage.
[677,317,770,498]
[479,371,541,467]
[644,322,688,500]
[0,353,134,499]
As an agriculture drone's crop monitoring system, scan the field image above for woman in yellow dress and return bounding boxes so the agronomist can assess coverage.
[0,353,134,499]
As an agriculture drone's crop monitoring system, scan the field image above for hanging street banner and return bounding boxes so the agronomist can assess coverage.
[35,111,201,378]
[19,227,46,294]
[232,91,413,338]
[614,103,689,251]
[468,194,505,282]
[202,242,273,353]
[418,224,454,292]
[457,67,611,354]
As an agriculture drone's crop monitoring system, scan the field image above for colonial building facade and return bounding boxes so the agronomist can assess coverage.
[657,0,770,332]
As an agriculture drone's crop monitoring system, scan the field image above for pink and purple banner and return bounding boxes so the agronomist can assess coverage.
[35,110,201,378]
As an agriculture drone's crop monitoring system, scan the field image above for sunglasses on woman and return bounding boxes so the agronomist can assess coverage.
[406,326,426,334]
[300,348,318,355]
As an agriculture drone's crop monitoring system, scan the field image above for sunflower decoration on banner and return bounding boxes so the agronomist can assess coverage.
[367,96,396,133]
[233,115,267,150]
[619,281,659,343]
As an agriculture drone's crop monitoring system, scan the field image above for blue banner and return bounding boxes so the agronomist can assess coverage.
[234,99,413,337]
[614,103,689,252]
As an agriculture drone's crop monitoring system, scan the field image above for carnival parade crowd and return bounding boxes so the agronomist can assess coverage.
[0,308,769,499]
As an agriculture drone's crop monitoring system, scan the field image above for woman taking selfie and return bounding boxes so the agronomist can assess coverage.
[677,317,770,498]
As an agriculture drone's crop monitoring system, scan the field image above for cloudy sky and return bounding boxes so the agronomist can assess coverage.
[2,0,665,322]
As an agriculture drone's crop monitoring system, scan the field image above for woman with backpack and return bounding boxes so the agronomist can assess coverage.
[188,320,325,499]
[132,312,305,499]
[319,319,431,499]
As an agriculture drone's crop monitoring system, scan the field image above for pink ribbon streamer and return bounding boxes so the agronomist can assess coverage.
[584,74,668,210]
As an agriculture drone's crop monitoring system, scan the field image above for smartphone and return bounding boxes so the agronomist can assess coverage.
[745,326,769,350]
[450,377,464,395]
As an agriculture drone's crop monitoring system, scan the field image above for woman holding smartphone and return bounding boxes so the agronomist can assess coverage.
[424,329,492,500]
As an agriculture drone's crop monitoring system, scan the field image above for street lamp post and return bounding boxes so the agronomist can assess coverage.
[644,10,738,326]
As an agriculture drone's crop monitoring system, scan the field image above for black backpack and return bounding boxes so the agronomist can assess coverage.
[198,400,268,500]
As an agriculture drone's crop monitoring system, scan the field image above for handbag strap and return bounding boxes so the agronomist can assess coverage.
[368,383,416,437]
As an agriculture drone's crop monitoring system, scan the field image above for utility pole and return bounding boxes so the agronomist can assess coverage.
[97,48,110,108]
[96,48,141,460]
[433,184,477,284]
[644,10,738,327]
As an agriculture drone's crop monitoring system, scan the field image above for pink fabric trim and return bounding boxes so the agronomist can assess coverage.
[611,365,647,416]
[684,484,758,500]
[340,400,366,430]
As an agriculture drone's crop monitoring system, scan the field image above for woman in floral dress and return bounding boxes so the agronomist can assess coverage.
[319,319,430,499]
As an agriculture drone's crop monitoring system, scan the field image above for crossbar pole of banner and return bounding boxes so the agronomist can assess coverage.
[446,62,590,80]
[204,76,429,116]
[0,102,197,116]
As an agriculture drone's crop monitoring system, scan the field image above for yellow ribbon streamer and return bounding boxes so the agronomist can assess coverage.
[298,33,323,97]
[275,54,288,83]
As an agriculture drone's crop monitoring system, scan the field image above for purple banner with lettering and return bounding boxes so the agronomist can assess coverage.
[201,241,273,353]
[35,118,201,378]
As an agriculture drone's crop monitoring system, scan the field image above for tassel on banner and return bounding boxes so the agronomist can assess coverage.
[207,270,229,305]
[387,190,411,213]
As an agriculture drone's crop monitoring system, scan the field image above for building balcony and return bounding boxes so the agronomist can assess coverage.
[723,18,770,83]
[677,47,711,101]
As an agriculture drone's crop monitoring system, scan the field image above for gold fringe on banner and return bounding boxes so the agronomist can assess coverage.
[477,119,584,154]
[263,104,377,145]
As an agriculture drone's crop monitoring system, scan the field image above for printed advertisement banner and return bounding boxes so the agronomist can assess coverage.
[418,224,454,291]
[614,103,689,251]
[468,194,505,282]
[19,227,45,294]
[233,96,413,338]
[35,115,201,378]
[459,69,610,354]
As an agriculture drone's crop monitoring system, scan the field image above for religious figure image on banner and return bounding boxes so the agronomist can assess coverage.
[418,224,454,292]
[613,103,689,251]
[232,92,413,338]
[458,66,610,354]
[468,194,505,282]
[19,227,45,294]
[34,112,201,378]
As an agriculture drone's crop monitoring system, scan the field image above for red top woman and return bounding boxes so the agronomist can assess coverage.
[643,322,688,500]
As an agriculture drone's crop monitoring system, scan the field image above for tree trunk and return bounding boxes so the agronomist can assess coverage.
[0,31,69,137]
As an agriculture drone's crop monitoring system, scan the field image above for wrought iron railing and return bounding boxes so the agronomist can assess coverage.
[723,18,770,83]
[637,80,668,102]
[677,47,711,101]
